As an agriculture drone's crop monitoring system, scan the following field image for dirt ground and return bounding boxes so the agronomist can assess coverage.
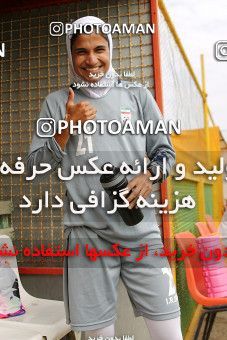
[197,311,227,339]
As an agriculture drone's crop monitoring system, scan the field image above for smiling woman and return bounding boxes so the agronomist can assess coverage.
[71,33,110,83]
[27,13,182,340]
[66,16,117,99]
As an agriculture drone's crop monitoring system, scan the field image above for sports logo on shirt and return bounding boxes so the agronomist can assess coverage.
[162,267,178,305]
[121,108,132,122]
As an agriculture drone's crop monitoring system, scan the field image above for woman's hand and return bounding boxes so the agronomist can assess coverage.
[66,87,96,123]
[126,171,152,209]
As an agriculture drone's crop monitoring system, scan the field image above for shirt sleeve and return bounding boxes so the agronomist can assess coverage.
[26,96,66,182]
[140,87,176,183]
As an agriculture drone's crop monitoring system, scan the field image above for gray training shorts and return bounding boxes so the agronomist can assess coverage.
[63,226,181,332]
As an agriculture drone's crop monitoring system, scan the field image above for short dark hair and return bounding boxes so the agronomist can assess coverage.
[70,25,109,51]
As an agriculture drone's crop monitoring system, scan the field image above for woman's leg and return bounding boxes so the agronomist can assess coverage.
[65,227,120,337]
[81,323,115,340]
[144,316,183,340]
[73,331,81,340]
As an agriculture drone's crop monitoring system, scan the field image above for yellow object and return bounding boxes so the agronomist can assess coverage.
[171,125,223,231]
[201,54,210,153]
[184,305,203,340]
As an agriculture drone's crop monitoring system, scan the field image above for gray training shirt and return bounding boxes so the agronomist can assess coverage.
[27,83,176,248]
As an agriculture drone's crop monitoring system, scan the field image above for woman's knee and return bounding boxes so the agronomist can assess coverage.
[83,323,115,340]
[144,316,183,340]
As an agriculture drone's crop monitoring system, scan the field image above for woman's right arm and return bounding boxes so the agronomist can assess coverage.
[26,97,68,182]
